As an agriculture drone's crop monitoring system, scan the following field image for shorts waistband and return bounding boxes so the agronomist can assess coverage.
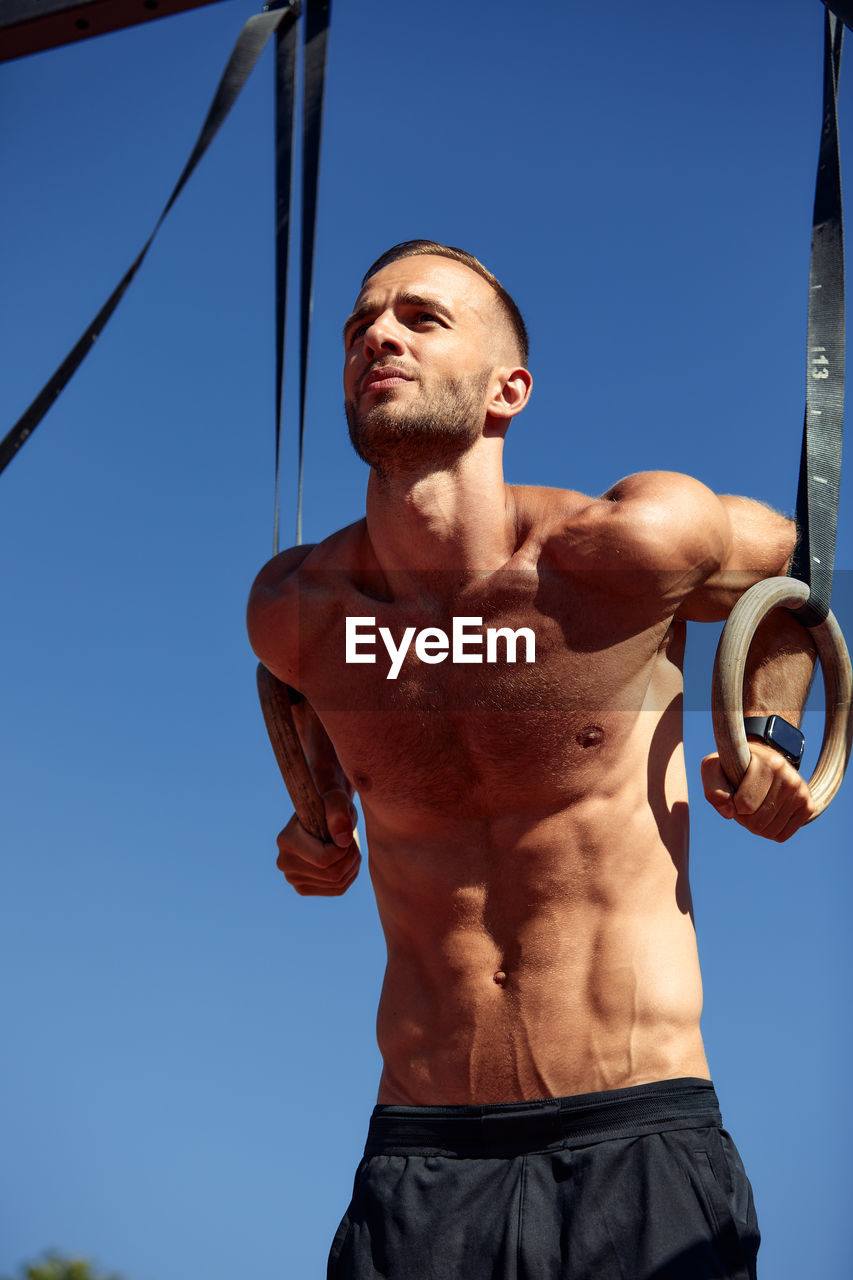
[364,1078,722,1158]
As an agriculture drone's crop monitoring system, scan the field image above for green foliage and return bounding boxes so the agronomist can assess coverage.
[2,1252,124,1280]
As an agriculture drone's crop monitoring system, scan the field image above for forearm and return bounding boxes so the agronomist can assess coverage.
[701,495,816,720]
[273,693,360,894]
[668,490,817,837]
[291,694,353,798]
[742,609,817,726]
[702,605,817,838]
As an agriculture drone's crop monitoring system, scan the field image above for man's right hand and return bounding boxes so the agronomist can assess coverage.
[275,789,361,896]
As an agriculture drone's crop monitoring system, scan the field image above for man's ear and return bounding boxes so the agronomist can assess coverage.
[486,367,533,421]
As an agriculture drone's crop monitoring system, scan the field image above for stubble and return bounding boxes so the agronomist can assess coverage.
[345,368,492,479]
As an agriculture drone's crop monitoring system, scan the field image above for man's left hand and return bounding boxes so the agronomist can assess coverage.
[701,739,815,841]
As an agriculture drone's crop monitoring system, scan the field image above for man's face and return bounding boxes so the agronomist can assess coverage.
[342,255,500,476]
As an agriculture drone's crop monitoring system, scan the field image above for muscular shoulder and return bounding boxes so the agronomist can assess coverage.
[591,471,729,566]
[247,519,366,678]
[519,473,726,562]
[516,472,732,605]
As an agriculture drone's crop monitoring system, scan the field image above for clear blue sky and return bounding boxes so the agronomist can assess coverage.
[1,1,851,1275]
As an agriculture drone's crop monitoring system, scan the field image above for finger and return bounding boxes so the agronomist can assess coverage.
[734,767,784,833]
[323,789,358,848]
[276,816,345,869]
[277,839,356,877]
[730,746,814,838]
[771,800,816,842]
[752,776,815,841]
[700,754,735,819]
[738,780,790,837]
[292,870,360,897]
[730,750,781,820]
[299,858,361,896]
[287,846,362,896]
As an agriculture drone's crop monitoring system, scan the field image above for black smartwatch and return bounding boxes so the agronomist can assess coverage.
[743,715,805,770]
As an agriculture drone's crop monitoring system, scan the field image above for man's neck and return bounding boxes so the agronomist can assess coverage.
[364,443,517,592]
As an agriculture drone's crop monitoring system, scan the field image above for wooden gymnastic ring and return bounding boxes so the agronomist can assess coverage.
[711,577,853,820]
[256,662,331,842]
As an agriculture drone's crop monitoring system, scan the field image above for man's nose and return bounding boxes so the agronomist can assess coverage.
[363,313,403,359]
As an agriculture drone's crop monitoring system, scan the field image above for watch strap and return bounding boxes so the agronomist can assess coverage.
[743,717,773,739]
[743,716,805,769]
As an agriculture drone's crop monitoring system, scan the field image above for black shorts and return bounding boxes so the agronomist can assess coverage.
[327,1078,760,1279]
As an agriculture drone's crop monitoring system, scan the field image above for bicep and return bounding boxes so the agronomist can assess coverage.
[677,495,796,621]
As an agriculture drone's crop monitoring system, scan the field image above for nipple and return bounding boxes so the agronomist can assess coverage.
[575,724,605,749]
[493,970,507,987]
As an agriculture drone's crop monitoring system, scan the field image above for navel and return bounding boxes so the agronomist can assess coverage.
[575,724,605,749]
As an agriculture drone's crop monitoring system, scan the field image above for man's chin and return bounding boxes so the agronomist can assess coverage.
[350,432,480,480]
[348,412,406,464]
[345,379,487,472]
[347,427,424,474]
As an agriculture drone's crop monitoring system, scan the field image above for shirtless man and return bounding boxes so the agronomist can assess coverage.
[247,241,816,1279]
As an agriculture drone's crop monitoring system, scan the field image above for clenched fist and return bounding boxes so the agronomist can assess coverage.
[701,739,815,842]
[276,789,361,895]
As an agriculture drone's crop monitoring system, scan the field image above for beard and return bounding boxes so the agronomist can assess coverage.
[345,368,492,479]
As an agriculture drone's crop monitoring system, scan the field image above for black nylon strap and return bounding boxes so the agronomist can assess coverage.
[294,0,331,545]
[273,7,299,556]
[0,2,300,479]
[791,7,846,626]
[824,0,853,34]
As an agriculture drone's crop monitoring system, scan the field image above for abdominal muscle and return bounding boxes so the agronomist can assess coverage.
[363,751,709,1106]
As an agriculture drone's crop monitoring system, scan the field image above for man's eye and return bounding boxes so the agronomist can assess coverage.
[416,312,439,325]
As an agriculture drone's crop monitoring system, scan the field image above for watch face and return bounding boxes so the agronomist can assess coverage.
[767,715,805,763]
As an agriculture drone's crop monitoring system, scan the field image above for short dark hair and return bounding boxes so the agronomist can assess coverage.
[361,239,529,366]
